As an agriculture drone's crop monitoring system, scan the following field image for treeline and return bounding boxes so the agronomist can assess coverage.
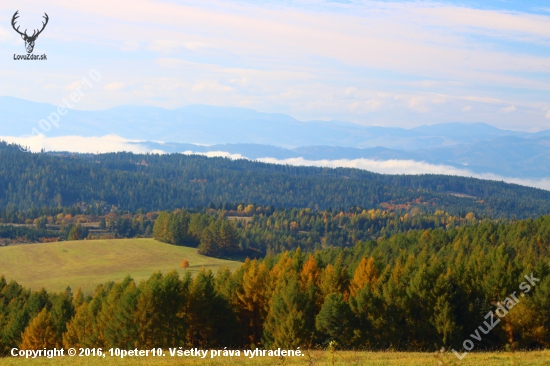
[0,206,81,224]
[153,207,488,255]
[0,213,153,243]
[0,225,60,245]
[3,215,549,352]
[153,211,239,256]
[2,141,550,219]
[237,207,484,254]
[2,203,483,252]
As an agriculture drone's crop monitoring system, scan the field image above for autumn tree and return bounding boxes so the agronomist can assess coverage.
[236,259,270,346]
[20,308,58,349]
[350,257,379,297]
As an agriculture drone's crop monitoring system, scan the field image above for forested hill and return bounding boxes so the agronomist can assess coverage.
[1,141,550,218]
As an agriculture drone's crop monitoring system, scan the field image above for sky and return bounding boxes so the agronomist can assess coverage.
[1,0,550,131]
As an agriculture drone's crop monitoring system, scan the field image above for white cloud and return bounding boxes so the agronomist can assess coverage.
[463,96,503,104]
[180,149,550,191]
[0,135,151,154]
[192,81,234,94]
[104,82,125,91]
[501,105,517,113]
[463,105,473,112]
[182,150,245,160]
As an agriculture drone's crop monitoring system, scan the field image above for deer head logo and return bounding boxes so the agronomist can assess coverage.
[12,11,49,54]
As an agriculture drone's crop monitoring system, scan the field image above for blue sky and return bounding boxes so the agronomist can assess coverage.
[1,0,550,131]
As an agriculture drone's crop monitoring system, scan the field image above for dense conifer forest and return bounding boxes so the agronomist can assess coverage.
[2,141,550,354]
[2,141,550,219]
[151,207,491,256]
[0,203,492,255]
[1,216,549,353]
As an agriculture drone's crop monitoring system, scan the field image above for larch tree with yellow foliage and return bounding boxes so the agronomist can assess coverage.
[63,302,96,348]
[236,258,270,346]
[350,257,379,297]
[20,308,58,349]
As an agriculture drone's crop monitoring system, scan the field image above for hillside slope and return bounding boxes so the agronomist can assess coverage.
[1,141,550,218]
[0,238,241,293]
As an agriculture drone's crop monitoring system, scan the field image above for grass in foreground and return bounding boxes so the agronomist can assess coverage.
[0,350,549,365]
[0,238,241,293]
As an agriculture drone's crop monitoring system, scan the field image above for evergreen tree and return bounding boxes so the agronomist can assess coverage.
[262,271,310,348]
[187,268,237,347]
[218,220,239,253]
[63,303,96,348]
[67,224,82,241]
[197,226,219,256]
[316,293,356,346]
[49,293,75,345]
[102,280,139,349]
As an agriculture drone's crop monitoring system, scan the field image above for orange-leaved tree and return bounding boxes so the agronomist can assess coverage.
[20,308,58,349]
[350,257,379,297]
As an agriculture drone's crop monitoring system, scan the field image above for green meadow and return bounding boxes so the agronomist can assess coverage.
[0,238,242,293]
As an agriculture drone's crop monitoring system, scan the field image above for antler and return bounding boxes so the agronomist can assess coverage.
[11,11,49,40]
[32,13,49,38]
[11,11,27,37]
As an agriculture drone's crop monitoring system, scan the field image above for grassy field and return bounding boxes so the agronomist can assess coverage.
[0,350,548,365]
[0,238,242,293]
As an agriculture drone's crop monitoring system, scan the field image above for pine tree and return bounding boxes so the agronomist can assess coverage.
[262,271,310,348]
[152,212,169,242]
[218,220,239,254]
[349,284,385,347]
[73,288,84,308]
[49,292,75,345]
[187,268,237,347]
[135,271,188,348]
[67,224,82,241]
[63,302,96,348]
[316,293,355,346]
[20,308,58,349]
[104,280,140,349]
[197,226,219,256]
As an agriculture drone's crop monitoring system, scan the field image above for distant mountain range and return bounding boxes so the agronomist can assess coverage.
[129,138,550,179]
[2,96,550,179]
